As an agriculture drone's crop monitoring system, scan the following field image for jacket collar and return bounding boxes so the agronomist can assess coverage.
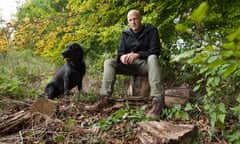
[123,24,155,38]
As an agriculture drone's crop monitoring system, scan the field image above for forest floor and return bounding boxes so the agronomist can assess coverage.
[0,95,228,144]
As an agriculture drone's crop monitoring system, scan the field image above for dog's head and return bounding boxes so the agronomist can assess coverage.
[62,43,84,62]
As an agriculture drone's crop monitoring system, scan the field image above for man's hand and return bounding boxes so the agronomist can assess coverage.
[120,52,140,64]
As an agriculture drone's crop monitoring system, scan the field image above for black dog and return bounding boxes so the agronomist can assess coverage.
[45,43,86,99]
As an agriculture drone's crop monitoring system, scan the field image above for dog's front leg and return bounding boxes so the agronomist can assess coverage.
[77,82,82,96]
[63,76,70,96]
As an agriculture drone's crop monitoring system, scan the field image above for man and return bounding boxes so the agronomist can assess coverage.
[85,9,164,119]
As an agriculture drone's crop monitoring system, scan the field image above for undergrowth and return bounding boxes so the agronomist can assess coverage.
[0,49,57,99]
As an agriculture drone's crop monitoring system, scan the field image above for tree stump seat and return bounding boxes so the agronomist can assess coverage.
[127,75,190,107]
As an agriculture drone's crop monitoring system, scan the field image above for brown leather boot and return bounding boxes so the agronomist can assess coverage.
[146,98,164,120]
[84,95,112,111]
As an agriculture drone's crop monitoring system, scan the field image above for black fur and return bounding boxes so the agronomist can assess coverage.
[45,43,86,99]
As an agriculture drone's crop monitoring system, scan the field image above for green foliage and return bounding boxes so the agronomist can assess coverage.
[226,94,240,143]
[227,125,240,143]
[0,50,57,98]
[54,136,64,143]
[173,1,240,141]
[161,103,194,120]
[64,118,76,132]
[93,105,147,132]
[204,103,226,133]
[189,2,209,23]
[1,0,239,141]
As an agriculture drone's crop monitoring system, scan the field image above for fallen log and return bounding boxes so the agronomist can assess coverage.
[0,98,57,136]
[136,121,198,144]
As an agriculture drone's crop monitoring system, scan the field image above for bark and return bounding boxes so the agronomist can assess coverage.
[136,121,198,144]
[128,75,190,107]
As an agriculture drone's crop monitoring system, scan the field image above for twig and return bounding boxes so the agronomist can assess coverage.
[19,131,23,144]
[0,97,31,106]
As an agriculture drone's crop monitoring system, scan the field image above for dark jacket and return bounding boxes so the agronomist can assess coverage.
[117,24,161,63]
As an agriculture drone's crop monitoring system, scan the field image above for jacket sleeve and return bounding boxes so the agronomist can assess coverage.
[137,28,161,59]
[117,33,126,63]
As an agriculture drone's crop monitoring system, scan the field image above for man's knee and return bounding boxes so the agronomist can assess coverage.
[104,59,116,66]
[147,55,159,63]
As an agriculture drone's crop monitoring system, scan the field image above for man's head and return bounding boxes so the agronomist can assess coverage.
[127,9,143,33]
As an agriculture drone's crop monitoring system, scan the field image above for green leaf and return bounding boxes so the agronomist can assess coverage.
[207,58,224,69]
[67,118,75,125]
[184,103,193,111]
[171,49,195,62]
[210,112,217,127]
[227,27,240,41]
[189,2,209,22]
[221,50,234,59]
[193,84,200,92]
[175,24,191,33]
[207,76,220,87]
[218,103,226,113]
[54,136,64,142]
[223,63,238,78]
[189,52,208,64]
[218,114,226,124]
[113,108,127,120]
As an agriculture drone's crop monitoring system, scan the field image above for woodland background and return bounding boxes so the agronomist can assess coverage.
[0,0,240,143]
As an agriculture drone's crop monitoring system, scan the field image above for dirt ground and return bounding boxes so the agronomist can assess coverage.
[0,96,227,144]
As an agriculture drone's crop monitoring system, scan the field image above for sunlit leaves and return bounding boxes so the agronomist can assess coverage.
[173,2,240,138]
[227,27,240,42]
[175,24,191,33]
[189,2,209,23]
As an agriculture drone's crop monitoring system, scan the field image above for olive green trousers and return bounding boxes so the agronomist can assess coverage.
[100,55,164,103]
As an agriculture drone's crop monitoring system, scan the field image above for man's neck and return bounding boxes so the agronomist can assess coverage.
[133,24,143,33]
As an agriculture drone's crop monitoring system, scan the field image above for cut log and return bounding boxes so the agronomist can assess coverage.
[29,98,57,116]
[128,75,150,97]
[164,86,190,108]
[128,75,190,107]
[136,121,198,144]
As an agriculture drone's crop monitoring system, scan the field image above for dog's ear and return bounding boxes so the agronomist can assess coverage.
[66,43,72,49]
[71,43,80,48]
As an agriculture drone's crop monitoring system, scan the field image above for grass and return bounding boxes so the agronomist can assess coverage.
[0,49,58,99]
[0,49,128,101]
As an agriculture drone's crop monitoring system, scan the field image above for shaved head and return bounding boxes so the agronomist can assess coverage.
[127,9,143,33]
[127,9,141,19]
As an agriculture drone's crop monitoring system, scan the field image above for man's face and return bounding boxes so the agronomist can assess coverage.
[127,11,142,33]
